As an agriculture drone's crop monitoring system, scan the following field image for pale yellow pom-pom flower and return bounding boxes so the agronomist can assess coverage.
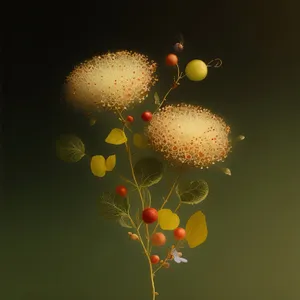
[146,103,231,168]
[64,50,158,112]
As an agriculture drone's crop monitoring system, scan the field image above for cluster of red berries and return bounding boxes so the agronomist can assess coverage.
[125,111,152,124]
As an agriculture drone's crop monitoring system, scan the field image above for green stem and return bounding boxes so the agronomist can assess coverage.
[160,173,181,210]
[153,241,180,275]
[125,142,145,210]
[116,109,132,133]
[117,172,137,188]
[174,202,181,213]
[146,224,150,252]
[128,215,157,299]
[154,64,184,113]
[150,174,181,253]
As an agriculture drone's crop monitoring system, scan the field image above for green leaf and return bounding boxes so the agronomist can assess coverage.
[56,134,85,163]
[118,215,132,228]
[133,157,164,187]
[154,92,160,105]
[99,192,130,220]
[141,187,151,207]
[176,180,209,205]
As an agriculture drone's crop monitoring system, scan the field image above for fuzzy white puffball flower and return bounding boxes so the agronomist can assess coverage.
[146,103,231,168]
[64,50,158,112]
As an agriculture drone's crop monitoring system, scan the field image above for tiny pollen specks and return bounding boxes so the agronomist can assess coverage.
[64,50,158,112]
[146,103,232,168]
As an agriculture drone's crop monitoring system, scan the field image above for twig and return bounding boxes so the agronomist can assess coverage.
[150,173,181,253]
[125,142,145,210]
[128,215,157,299]
[174,202,181,213]
[154,64,185,113]
[116,109,132,133]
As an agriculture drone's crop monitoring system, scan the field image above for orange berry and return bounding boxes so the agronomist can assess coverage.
[150,255,160,264]
[174,227,186,240]
[151,232,166,246]
[166,54,178,66]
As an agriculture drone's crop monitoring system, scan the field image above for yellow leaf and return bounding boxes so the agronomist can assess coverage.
[90,155,106,177]
[158,209,180,230]
[105,128,127,145]
[185,211,208,248]
[133,133,148,149]
[105,155,116,171]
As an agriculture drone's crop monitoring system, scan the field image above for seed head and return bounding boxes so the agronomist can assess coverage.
[146,103,231,168]
[64,50,158,112]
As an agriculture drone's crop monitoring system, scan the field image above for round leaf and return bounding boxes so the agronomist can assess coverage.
[105,155,116,171]
[105,128,127,145]
[185,211,208,248]
[99,192,130,220]
[56,134,85,163]
[133,157,163,187]
[90,155,106,177]
[176,180,209,205]
[158,209,180,230]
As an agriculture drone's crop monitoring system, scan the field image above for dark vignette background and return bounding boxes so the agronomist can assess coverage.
[3,0,300,299]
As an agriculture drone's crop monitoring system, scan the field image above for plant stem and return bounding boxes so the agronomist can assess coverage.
[160,173,180,209]
[125,142,145,210]
[146,224,150,252]
[153,241,181,274]
[154,64,184,113]
[117,172,137,188]
[149,174,181,253]
[153,255,169,275]
[174,202,181,213]
[128,215,157,300]
[116,109,132,133]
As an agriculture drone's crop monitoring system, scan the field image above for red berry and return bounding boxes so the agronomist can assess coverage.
[115,185,127,197]
[141,111,152,122]
[126,115,134,122]
[151,232,166,246]
[174,227,186,240]
[142,207,158,224]
[166,54,178,66]
[150,254,160,264]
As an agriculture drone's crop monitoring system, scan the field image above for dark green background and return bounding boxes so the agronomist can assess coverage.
[3,1,300,299]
